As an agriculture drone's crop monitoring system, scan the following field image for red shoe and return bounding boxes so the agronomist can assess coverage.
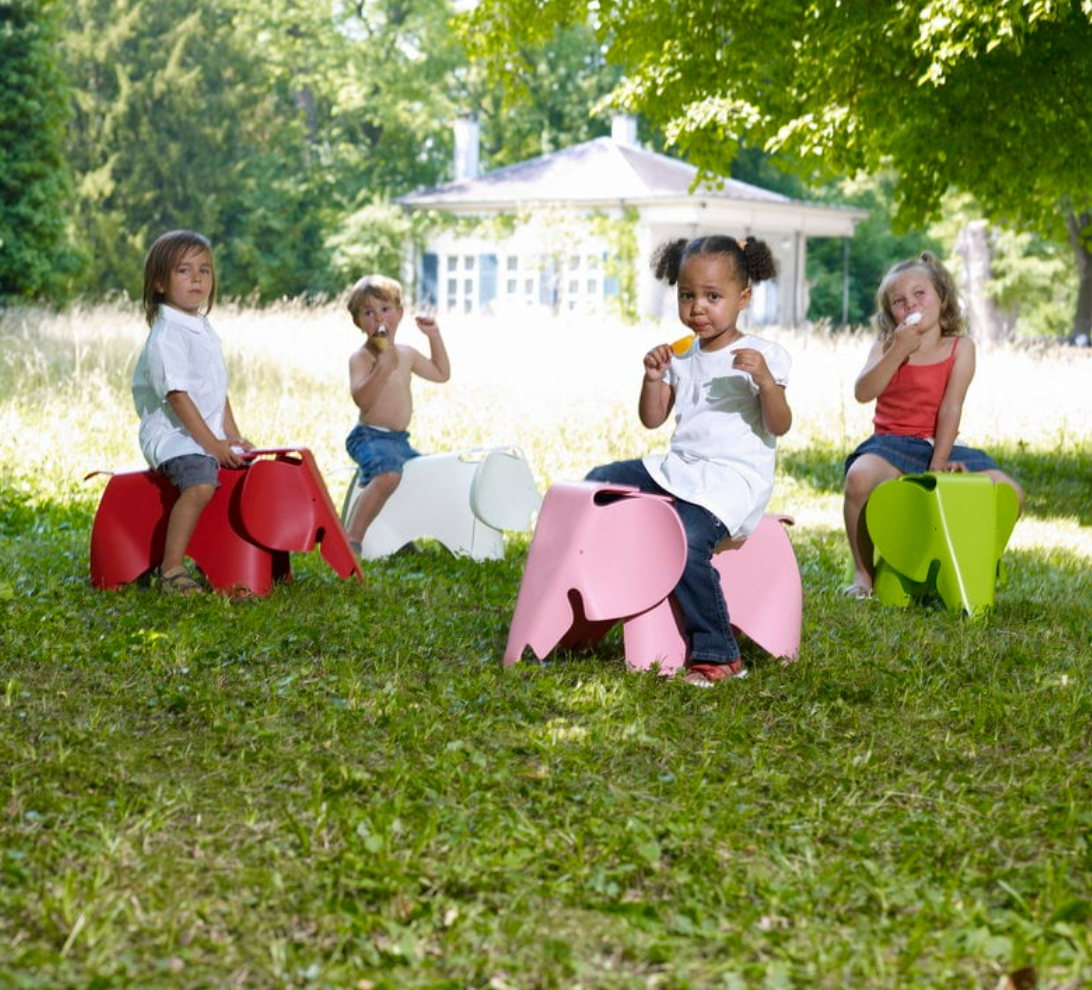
[682,660,748,687]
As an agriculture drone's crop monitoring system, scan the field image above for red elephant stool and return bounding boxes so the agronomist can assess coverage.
[504,481,801,674]
[88,447,363,596]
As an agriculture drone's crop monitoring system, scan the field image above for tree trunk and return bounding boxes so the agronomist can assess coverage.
[1065,210,1092,345]
[954,221,1008,344]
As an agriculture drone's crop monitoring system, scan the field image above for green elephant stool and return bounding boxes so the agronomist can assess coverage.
[866,472,1020,617]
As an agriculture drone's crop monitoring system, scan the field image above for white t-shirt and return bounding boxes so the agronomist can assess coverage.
[643,334,791,537]
[131,304,229,468]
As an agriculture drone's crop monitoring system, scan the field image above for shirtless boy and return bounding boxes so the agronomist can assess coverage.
[343,274,451,554]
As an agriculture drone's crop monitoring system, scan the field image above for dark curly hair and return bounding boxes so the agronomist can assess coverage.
[650,234,777,288]
[874,251,966,338]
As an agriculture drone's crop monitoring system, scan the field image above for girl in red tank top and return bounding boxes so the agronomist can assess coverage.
[841,252,1024,598]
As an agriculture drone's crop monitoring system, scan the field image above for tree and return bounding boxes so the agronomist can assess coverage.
[463,0,1092,337]
[0,0,79,301]
[64,0,337,300]
[62,0,471,300]
[455,22,625,167]
[807,173,939,328]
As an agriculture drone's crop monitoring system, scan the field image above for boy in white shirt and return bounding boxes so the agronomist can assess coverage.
[131,230,252,595]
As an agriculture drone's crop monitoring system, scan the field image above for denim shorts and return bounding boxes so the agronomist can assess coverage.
[159,453,220,491]
[845,433,1001,476]
[346,424,421,485]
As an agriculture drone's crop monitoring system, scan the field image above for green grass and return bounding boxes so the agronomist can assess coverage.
[2,303,1091,989]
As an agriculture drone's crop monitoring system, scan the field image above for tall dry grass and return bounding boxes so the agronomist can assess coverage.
[2,300,1089,559]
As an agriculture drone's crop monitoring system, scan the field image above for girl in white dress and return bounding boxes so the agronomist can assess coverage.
[586,235,792,685]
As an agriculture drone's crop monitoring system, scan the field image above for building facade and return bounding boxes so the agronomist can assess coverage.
[399,118,867,327]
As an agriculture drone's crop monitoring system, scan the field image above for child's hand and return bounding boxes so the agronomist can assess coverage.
[643,344,674,381]
[892,315,927,353]
[732,347,774,387]
[374,339,400,370]
[211,438,248,469]
[415,315,440,337]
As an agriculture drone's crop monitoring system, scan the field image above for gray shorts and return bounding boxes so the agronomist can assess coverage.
[159,453,220,491]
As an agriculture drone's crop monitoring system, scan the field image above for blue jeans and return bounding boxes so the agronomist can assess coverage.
[346,424,420,485]
[584,459,739,664]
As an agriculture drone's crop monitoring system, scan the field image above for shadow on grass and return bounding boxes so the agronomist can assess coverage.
[779,441,1092,525]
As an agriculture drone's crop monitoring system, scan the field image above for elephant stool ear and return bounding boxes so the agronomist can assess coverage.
[866,474,937,583]
[239,458,319,551]
[470,448,541,532]
[577,491,686,621]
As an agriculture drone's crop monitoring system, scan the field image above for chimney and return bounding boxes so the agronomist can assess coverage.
[454,116,481,181]
[611,113,638,148]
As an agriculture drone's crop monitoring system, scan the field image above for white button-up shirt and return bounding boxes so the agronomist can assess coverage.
[132,304,229,468]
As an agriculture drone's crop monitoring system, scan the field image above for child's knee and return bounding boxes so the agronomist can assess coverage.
[181,482,217,506]
[370,471,402,497]
[843,466,877,503]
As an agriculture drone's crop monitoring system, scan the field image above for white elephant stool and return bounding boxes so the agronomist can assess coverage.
[866,471,1020,616]
[342,446,541,561]
[504,481,802,674]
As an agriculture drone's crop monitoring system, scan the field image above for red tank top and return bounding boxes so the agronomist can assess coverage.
[873,337,960,438]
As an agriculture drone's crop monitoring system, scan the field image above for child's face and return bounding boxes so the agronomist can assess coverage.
[158,248,214,315]
[886,269,942,329]
[676,254,752,348]
[354,294,404,341]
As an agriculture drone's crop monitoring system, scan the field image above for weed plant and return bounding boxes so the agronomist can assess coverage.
[1,303,1091,989]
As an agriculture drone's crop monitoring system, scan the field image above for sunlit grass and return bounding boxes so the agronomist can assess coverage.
[2,301,1091,989]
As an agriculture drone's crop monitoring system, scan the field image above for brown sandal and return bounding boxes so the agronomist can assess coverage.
[158,566,204,596]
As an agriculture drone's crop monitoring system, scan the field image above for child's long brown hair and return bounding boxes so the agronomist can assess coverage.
[142,230,216,326]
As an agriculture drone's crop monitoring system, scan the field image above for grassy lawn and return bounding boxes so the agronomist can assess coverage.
[1,303,1090,989]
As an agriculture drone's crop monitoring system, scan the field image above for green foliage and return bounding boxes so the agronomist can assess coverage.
[464,0,1092,330]
[64,0,335,299]
[47,0,632,303]
[807,173,940,328]
[459,21,625,166]
[0,0,80,300]
[929,191,1079,340]
[59,0,471,301]
[325,200,415,291]
[987,228,1076,339]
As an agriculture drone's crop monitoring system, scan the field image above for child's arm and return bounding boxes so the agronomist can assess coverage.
[930,338,976,469]
[854,321,925,402]
[733,348,792,436]
[410,316,451,383]
[166,391,247,468]
[222,398,253,452]
[639,344,675,428]
[349,347,398,415]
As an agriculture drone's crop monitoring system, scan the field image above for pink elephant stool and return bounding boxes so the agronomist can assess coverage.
[504,481,802,674]
[88,447,362,596]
